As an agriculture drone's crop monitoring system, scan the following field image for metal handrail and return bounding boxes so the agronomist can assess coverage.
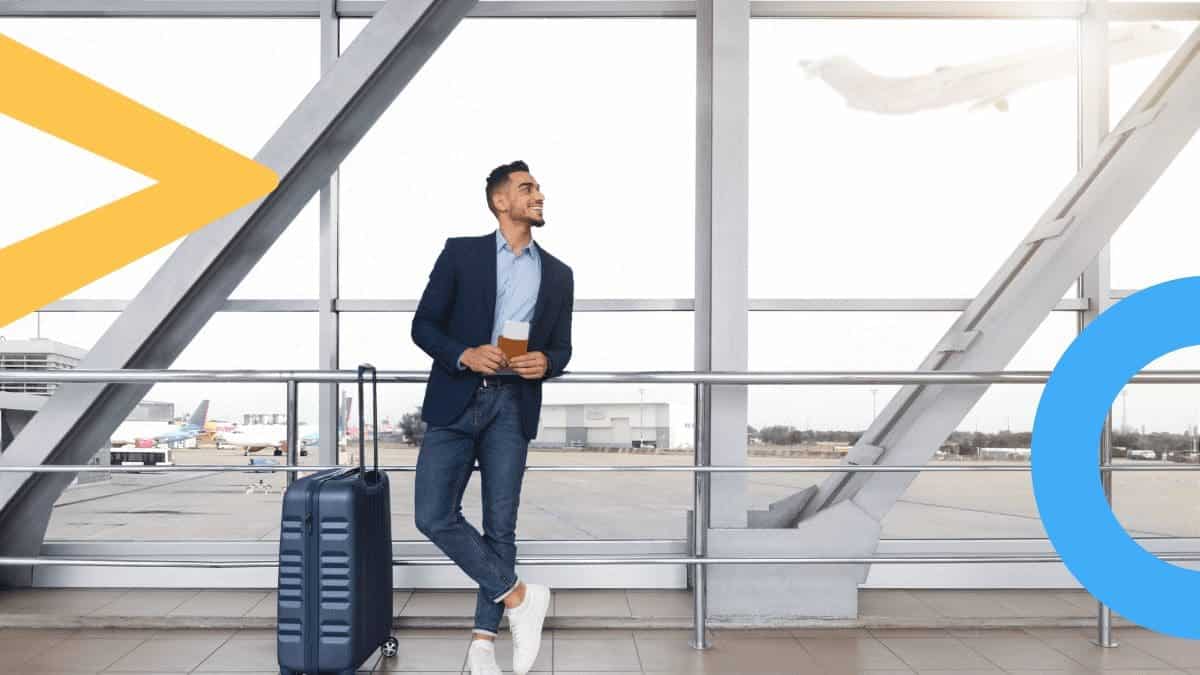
[7,553,1200,568]
[3,369,1183,645]
[6,368,1200,384]
[5,463,1198,473]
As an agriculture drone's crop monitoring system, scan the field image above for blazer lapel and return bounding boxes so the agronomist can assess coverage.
[483,234,497,339]
[531,248,551,331]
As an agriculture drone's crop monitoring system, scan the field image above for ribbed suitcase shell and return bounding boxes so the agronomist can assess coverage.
[277,468,392,674]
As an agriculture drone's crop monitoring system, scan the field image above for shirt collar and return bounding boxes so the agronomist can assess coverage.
[496,229,538,259]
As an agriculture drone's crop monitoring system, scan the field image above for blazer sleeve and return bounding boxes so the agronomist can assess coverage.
[412,240,471,373]
[542,267,574,379]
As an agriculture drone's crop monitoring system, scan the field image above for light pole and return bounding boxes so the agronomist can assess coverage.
[1122,389,1128,434]
[1193,411,1198,455]
[638,387,646,447]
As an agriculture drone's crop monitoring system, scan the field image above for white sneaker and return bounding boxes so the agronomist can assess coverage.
[467,639,502,675]
[505,583,551,675]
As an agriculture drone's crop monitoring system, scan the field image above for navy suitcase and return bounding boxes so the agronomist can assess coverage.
[278,364,397,675]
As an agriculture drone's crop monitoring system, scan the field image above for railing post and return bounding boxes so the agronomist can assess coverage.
[1095,414,1119,647]
[286,380,299,488]
[1077,0,1117,648]
[691,382,711,650]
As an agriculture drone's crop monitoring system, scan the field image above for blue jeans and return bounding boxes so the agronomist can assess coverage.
[414,381,529,635]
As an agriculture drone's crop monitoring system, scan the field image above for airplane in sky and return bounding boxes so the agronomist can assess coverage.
[110,400,209,446]
[799,23,1183,114]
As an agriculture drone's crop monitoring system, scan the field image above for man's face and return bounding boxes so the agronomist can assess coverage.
[497,171,545,227]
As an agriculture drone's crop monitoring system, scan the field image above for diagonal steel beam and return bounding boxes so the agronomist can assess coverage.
[0,0,477,584]
[800,25,1200,524]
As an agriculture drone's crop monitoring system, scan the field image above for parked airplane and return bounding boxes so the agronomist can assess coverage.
[217,422,310,456]
[110,400,209,446]
[799,23,1183,114]
[200,418,236,440]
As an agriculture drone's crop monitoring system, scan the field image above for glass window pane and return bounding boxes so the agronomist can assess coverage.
[748,312,1073,429]
[750,19,1076,298]
[0,312,119,352]
[0,311,320,419]
[748,312,1075,536]
[0,18,320,300]
[229,197,319,299]
[41,312,318,541]
[749,311,986,440]
[1112,347,1200,539]
[1108,22,1194,121]
[338,18,695,299]
[879,313,1076,538]
[1108,23,1200,292]
[751,311,957,372]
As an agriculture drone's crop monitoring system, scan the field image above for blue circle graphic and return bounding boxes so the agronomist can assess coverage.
[1033,276,1200,638]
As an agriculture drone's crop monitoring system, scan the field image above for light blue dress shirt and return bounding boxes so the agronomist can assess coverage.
[491,229,542,345]
[457,230,542,370]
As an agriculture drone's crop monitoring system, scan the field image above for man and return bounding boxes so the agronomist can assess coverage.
[412,161,574,675]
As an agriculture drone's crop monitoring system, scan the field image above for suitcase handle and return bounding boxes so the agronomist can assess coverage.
[357,363,379,475]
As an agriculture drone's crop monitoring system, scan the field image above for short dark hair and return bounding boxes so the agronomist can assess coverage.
[485,160,530,216]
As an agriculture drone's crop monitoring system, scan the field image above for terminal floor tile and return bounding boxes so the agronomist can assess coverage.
[0,588,1121,629]
[0,626,1195,673]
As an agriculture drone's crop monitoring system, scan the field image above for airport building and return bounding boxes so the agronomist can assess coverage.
[0,339,110,483]
[128,400,174,423]
[0,339,83,452]
[0,1,1198,671]
[534,402,669,449]
[242,412,288,426]
[0,338,85,396]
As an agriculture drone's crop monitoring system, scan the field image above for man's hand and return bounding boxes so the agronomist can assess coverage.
[460,345,508,375]
[510,351,548,380]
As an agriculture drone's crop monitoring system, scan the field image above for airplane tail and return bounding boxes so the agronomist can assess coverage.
[797,58,822,79]
[339,393,352,441]
[798,56,881,96]
[186,400,210,430]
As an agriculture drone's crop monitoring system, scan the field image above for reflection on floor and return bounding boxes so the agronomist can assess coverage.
[1,625,1199,673]
[0,589,1123,630]
[0,588,1185,673]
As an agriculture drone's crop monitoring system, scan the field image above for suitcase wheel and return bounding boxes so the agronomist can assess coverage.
[382,635,399,658]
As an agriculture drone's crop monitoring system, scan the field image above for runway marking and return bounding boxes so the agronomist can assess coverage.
[53,472,218,509]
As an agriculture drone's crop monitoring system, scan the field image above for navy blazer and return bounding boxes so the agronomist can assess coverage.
[412,232,574,440]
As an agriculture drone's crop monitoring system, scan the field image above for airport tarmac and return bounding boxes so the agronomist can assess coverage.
[44,446,1199,541]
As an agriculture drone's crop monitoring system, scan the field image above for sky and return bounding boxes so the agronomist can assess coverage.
[1,16,1199,447]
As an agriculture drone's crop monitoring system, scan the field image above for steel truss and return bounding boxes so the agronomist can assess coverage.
[800,21,1200,563]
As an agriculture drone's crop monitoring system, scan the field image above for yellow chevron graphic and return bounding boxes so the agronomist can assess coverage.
[0,33,279,327]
